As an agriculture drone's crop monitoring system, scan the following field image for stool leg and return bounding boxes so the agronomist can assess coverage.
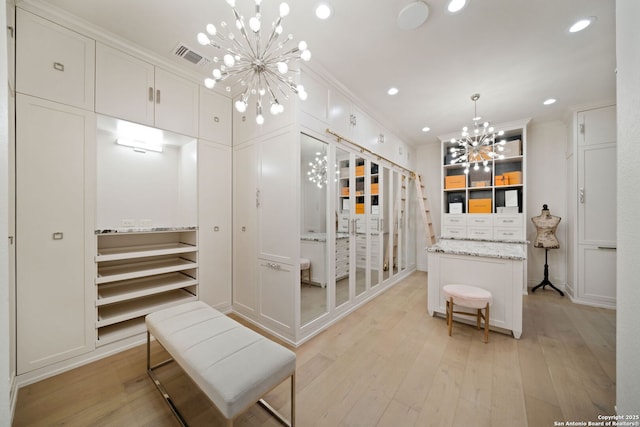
[484,302,490,343]
[476,308,481,330]
[447,297,454,336]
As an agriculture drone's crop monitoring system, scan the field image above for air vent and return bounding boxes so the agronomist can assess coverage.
[171,43,211,67]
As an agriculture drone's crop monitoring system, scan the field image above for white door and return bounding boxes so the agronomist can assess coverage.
[154,68,199,137]
[16,95,95,373]
[577,105,616,307]
[233,142,258,313]
[198,141,232,310]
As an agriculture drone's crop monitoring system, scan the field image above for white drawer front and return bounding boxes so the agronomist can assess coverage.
[495,214,523,227]
[494,228,524,240]
[467,227,493,239]
[468,215,493,226]
[443,226,466,238]
[444,214,467,226]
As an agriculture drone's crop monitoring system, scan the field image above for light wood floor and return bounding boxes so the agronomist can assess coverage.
[13,271,616,427]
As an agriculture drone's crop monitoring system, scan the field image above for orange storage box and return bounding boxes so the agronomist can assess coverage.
[371,183,379,194]
[494,175,508,186]
[355,165,365,177]
[504,171,522,185]
[469,198,492,213]
[341,187,350,196]
[355,203,365,214]
[445,175,466,189]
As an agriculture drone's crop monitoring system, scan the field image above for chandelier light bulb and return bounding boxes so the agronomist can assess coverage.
[256,114,265,125]
[298,41,307,50]
[249,16,261,32]
[270,103,280,115]
[206,24,217,36]
[277,62,288,74]
[301,49,311,61]
[226,0,236,6]
[279,3,290,17]
[235,99,247,113]
[197,33,210,45]
[204,78,215,89]
[223,54,235,67]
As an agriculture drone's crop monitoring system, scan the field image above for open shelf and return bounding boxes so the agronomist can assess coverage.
[96,317,146,346]
[96,257,197,284]
[96,242,196,262]
[97,272,197,306]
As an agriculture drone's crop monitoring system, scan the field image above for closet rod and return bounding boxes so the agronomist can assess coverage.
[325,128,417,179]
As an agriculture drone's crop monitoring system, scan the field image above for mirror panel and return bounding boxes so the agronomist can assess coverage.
[355,155,366,297]
[335,146,351,308]
[300,134,328,325]
[369,160,380,288]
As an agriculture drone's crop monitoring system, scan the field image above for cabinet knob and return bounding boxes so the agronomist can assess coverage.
[52,232,63,240]
[148,87,154,102]
[241,226,246,232]
[214,116,220,123]
[53,62,64,72]
[156,89,161,104]
[214,226,220,232]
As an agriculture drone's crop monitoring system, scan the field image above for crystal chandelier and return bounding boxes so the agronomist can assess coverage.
[449,93,506,174]
[197,0,311,125]
[307,153,328,188]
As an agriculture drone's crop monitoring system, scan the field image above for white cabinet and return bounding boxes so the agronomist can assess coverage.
[328,90,378,146]
[95,230,198,345]
[198,88,231,145]
[95,43,199,137]
[16,94,96,374]
[573,105,617,308]
[439,119,529,241]
[16,9,95,110]
[198,141,232,310]
[335,236,349,280]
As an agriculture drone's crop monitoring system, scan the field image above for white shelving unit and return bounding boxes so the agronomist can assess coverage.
[95,229,198,346]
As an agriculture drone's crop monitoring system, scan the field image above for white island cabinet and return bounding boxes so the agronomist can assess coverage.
[427,238,526,339]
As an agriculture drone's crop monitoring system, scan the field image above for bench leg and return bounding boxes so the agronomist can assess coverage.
[256,372,295,427]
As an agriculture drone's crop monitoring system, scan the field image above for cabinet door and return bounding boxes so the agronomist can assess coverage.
[154,68,199,137]
[198,141,232,310]
[16,95,95,374]
[258,131,298,264]
[233,143,259,313]
[95,43,154,126]
[198,88,231,145]
[16,9,95,110]
[328,88,353,137]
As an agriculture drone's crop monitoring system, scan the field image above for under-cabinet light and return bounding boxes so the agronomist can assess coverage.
[116,138,163,153]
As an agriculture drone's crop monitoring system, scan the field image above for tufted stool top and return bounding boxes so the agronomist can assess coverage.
[300,258,311,270]
[443,284,492,309]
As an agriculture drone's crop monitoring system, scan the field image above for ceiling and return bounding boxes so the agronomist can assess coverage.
[34,0,616,147]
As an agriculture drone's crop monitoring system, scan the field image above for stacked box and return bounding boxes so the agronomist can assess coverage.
[504,171,522,185]
[469,198,492,213]
[445,175,466,189]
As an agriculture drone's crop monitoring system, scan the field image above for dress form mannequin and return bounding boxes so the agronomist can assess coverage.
[531,204,563,296]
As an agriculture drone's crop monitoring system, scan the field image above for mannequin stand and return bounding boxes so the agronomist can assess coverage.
[532,248,564,296]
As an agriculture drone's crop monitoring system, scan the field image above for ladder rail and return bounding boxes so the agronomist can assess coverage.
[413,174,437,247]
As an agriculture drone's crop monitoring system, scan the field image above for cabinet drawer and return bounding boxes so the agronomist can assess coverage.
[468,214,493,226]
[495,214,523,227]
[467,227,492,239]
[444,214,467,226]
[494,228,524,240]
[442,226,466,238]
[16,9,95,110]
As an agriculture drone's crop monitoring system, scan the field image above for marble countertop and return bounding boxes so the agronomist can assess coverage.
[427,238,527,260]
[301,232,349,242]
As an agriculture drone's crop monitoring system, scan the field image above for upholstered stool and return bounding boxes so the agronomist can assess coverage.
[443,284,493,343]
[300,258,311,285]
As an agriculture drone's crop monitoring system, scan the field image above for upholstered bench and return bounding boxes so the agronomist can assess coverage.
[146,301,296,426]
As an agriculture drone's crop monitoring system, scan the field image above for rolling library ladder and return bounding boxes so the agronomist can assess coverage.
[386,174,436,271]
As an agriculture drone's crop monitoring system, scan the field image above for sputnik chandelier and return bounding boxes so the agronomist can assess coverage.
[197,0,311,125]
[449,93,506,174]
[307,152,328,188]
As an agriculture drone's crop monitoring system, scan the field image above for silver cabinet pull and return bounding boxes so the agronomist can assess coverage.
[53,62,64,71]
[214,226,220,232]
[148,87,154,102]
[597,246,617,250]
[267,262,281,270]
[156,89,161,104]
[579,188,585,203]
[8,236,13,244]
[241,226,246,232]
[52,232,63,240]
[256,189,261,208]
[214,116,220,123]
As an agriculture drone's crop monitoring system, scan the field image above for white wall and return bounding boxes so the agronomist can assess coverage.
[615,0,640,415]
[525,121,568,288]
[1,1,11,424]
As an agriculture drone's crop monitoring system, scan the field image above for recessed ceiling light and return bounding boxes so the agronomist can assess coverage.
[387,87,399,96]
[422,126,431,132]
[543,98,557,105]
[315,3,333,20]
[569,17,596,33]
[446,0,469,14]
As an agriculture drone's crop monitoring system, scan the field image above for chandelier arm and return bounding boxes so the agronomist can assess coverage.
[229,6,259,60]
[263,68,297,95]
[262,69,292,101]
[262,16,283,57]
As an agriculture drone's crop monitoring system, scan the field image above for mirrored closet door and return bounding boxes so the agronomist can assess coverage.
[300,134,329,326]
